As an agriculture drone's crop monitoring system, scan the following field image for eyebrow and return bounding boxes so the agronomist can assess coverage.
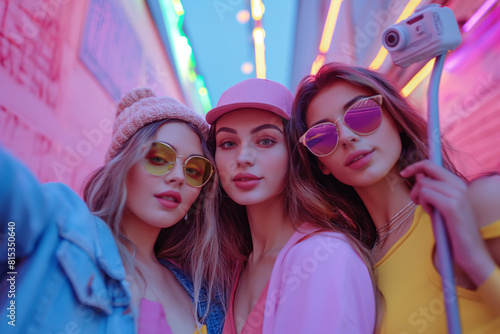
[216,127,237,135]
[154,141,178,152]
[216,124,283,136]
[310,118,330,127]
[343,95,370,110]
[309,95,370,127]
[251,124,283,134]
[169,143,178,152]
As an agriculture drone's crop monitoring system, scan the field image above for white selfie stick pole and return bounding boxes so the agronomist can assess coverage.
[383,4,463,331]
[428,53,462,333]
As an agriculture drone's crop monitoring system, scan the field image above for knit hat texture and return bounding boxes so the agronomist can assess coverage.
[105,87,209,162]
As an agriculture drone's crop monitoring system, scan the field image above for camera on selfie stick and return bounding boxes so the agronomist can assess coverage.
[382,4,463,334]
[382,4,461,68]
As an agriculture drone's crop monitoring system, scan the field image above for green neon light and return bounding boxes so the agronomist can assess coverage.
[158,0,211,113]
[196,75,212,111]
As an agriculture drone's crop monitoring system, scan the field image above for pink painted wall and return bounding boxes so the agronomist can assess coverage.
[409,4,500,179]
[0,0,184,193]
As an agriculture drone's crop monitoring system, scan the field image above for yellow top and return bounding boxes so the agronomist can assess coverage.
[376,206,500,333]
[477,267,500,317]
[195,325,208,334]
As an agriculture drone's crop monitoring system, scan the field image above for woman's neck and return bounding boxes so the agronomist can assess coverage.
[354,168,413,231]
[245,194,296,261]
[121,211,162,266]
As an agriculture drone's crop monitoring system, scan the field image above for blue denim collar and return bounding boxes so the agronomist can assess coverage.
[51,183,126,281]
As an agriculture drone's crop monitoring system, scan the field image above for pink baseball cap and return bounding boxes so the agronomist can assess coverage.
[206,78,293,124]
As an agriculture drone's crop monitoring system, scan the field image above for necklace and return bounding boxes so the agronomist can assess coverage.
[372,201,416,251]
[376,200,415,234]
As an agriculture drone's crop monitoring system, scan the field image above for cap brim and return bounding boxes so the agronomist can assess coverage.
[206,102,290,124]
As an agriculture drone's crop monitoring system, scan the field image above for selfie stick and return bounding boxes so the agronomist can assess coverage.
[382,4,463,331]
[428,53,462,333]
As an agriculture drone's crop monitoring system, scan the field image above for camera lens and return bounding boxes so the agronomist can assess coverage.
[382,26,407,51]
[385,31,399,48]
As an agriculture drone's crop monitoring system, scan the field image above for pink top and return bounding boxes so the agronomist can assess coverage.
[223,272,270,334]
[138,298,207,334]
[264,223,375,333]
[222,223,375,333]
[138,298,174,334]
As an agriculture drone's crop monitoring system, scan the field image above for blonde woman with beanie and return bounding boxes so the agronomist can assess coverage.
[0,88,224,334]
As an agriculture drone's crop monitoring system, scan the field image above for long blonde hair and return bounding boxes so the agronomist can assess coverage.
[83,119,222,325]
[83,120,168,273]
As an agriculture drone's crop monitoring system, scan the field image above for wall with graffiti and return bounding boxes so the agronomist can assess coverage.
[0,0,182,193]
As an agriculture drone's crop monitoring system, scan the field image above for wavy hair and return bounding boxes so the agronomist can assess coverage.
[83,119,221,326]
[83,120,168,273]
[289,62,464,250]
[203,112,382,324]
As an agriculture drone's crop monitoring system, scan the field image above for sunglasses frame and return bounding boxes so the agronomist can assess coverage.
[299,95,384,157]
[143,141,214,188]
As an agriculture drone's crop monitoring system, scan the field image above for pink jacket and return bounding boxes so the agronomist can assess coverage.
[262,223,375,333]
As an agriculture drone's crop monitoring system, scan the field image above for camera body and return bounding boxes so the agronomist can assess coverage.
[382,4,461,68]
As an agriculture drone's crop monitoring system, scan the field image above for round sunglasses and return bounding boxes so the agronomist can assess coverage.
[143,141,214,187]
[299,95,383,157]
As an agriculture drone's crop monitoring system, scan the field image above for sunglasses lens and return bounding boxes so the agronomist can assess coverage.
[185,157,213,187]
[144,141,213,187]
[304,123,338,156]
[344,98,382,134]
[144,142,176,176]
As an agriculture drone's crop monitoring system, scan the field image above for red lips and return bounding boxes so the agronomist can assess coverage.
[233,173,262,190]
[154,190,182,209]
[345,149,374,170]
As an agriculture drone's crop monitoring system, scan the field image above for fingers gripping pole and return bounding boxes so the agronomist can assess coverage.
[428,53,462,333]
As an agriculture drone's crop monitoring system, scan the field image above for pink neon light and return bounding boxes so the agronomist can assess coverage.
[463,0,498,32]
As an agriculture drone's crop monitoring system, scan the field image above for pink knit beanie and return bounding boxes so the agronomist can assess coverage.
[105,87,209,162]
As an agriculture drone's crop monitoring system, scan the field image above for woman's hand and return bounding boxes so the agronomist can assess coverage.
[401,160,496,286]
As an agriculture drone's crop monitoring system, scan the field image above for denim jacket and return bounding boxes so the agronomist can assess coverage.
[0,148,135,334]
[0,148,225,334]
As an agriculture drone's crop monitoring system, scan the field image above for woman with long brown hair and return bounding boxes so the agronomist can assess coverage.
[290,62,500,333]
[202,78,378,334]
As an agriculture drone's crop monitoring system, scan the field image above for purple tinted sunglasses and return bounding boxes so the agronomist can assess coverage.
[299,95,383,157]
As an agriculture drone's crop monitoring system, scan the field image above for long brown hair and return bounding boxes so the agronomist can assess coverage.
[203,111,382,322]
[289,62,464,249]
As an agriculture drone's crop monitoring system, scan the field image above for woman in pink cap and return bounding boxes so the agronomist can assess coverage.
[0,88,223,334]
[203,78,378,334]
[290,62,500,333]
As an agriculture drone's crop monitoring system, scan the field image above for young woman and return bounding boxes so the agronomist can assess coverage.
[0,88,223,334]
[290,62,500,333]
[203,78,377,334]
